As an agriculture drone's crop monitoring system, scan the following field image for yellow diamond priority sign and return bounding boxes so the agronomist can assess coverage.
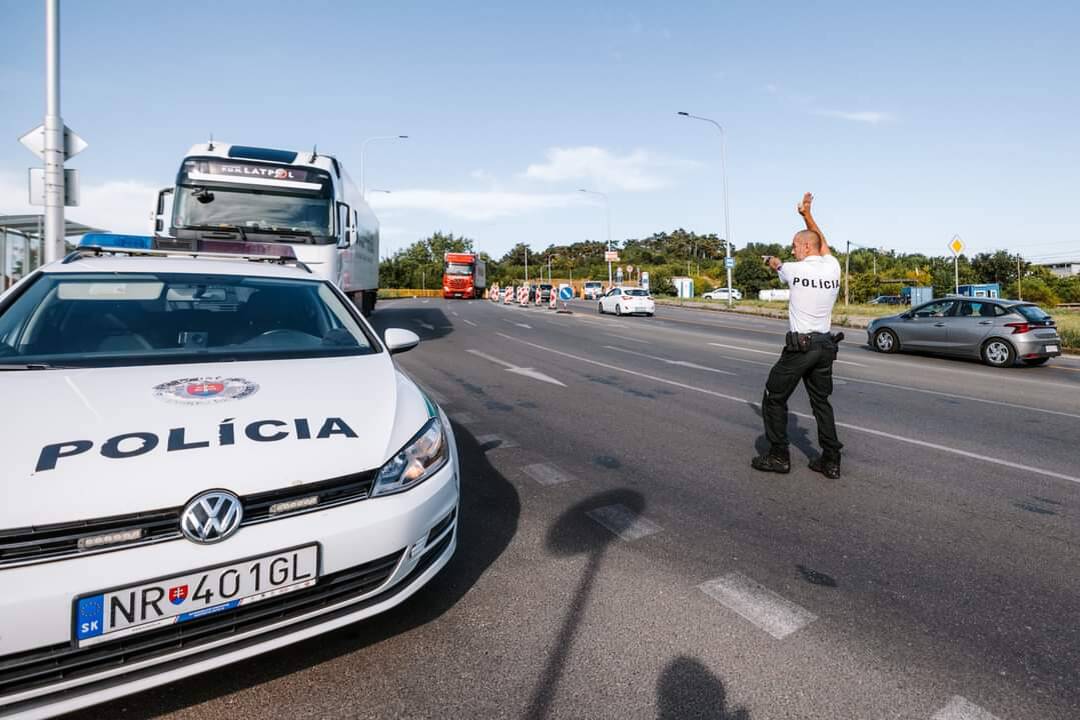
[949,236,965,256]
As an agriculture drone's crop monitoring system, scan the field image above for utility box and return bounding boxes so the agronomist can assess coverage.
[957,283,1000,299]
[672,276,694,298]
[901,286,933,305]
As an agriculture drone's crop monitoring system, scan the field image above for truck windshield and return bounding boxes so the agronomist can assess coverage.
[174,186,333,238]
[445,263,473,276]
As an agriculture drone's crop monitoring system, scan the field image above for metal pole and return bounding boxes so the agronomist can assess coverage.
[845,240,851,307]
[44,0,64,264]
[1017,255,1023,300]
[524,246,528,284]
[954,256,959,295]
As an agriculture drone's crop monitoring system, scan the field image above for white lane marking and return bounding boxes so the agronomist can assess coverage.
[604,345,736,376]
[412,319,436,331]
[452,412,478,425]
[586,504,662,541]
[502,319,533,330]
[603,333,652,344]
[708,342,867,367]
[475,434,519,449]
[421,299,430,304]
[496,332,1080,485]
[465,348,566,387]
[835,374,1080,421]
[522,463,576,486]
[463,318,478,327]
[416,383,449,404]
[931,696,1002,720]
[451,311,459,317]
[699,572,818,640]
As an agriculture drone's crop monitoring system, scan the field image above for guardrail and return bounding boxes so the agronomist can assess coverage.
[378,289,443,298]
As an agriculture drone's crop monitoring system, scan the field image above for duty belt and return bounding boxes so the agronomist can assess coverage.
[785,331,844,352]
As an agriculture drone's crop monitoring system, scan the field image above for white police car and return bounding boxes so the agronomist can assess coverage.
[0,240,458,718]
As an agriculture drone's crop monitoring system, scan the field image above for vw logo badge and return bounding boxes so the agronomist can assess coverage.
[181,490,244,544]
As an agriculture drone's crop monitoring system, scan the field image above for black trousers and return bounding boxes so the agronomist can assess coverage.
[762,339,843,460]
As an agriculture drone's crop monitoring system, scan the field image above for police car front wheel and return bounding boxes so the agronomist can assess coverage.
[873,328,899,353]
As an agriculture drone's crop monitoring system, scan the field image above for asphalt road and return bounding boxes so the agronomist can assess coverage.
[73,297,1080,720]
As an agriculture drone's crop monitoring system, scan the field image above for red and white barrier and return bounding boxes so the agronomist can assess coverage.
[517,286,528,305]
[549,291,557,309]
[503,287,513,304]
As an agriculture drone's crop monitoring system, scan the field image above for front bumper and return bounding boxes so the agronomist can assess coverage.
[0,449,459,719]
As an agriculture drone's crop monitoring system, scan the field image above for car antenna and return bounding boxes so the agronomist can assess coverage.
[309,144,318,162]
[208,132,215,151]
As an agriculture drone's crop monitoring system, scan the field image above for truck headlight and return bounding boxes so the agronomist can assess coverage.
[372,417,448,497]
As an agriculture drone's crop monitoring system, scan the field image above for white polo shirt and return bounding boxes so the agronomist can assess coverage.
[777,254,842,333]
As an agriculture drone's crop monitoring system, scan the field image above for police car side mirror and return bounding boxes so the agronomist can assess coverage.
[384,328,420,355]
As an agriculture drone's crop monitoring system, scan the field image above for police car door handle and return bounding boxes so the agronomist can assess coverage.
[933,322,946,327]
[978,320,992,325]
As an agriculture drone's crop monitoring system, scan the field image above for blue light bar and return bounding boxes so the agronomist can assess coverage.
[79,234,154,249]
[227,146,298,164]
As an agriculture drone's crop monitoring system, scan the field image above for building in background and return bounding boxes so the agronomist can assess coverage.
[0,215,105,289]
[1039,260,1080,278]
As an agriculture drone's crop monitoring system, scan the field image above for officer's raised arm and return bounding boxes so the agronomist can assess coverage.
[797,192,830,255]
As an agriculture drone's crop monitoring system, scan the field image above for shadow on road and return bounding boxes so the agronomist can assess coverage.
[369,302,455,342]
[72,422,520,720]
[525,488,645,720]
[656,656,750,720]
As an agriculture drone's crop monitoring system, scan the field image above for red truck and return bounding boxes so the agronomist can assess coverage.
[442,252,487,299]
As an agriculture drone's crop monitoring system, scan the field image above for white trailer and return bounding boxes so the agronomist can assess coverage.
[155,143,380,314]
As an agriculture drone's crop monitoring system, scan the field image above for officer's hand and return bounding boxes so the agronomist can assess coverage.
[797,192,813,217]
[767,256,783,270]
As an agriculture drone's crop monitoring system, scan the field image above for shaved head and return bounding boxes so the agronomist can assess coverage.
[792,229,823,260]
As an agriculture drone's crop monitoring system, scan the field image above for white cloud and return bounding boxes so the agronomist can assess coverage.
[523,146,691,192]
[367,189,586,221]
[816,110,894,125]
[0,170,158,235]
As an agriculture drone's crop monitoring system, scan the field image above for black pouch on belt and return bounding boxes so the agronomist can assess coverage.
[785,331,811,352]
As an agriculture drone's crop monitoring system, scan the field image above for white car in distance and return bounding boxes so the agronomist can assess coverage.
[0,242,459,718]
[701,287,742,301]
[598,286,655,316]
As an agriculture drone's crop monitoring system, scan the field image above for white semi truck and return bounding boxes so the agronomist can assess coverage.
[155,143,380,314]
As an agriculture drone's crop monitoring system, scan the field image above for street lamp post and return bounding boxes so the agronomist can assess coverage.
[677,112,733,306]
[359,135,408,199]
[578,189,612,286]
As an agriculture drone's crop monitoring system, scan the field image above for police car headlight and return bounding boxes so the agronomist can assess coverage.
[372,417,448,497]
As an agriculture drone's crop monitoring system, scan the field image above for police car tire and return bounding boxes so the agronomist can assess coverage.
[873,328,899,353]
[981,338,1016,368]
[597,303,604,314]
[615,305,622,316]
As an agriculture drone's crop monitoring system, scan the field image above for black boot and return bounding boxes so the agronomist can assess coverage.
[809,455,841,479]
[751,453,791,474]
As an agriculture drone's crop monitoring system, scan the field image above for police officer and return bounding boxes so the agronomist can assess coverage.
[751,193,844,479]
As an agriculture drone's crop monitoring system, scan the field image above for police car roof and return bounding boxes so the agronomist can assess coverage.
[40,254,318,280]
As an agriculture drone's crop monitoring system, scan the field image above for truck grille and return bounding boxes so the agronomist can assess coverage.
[0,471,376,568]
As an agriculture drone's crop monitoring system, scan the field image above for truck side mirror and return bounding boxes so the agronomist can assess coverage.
[154,187,174,233]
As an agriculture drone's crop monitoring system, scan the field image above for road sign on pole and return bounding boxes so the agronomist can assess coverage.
[28,168,79,206]
[950,235,964,293]
[724,256,735,269]
[604,251,619,262]
[949,236,964,256]
[19,124,87,161]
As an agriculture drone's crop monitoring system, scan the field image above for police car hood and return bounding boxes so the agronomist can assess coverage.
[1,355,433,527]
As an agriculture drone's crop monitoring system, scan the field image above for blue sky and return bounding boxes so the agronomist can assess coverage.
[2,0,1077,262]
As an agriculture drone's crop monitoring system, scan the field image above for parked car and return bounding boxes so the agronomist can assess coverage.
[0,242,458,716]
[702,288,743,301]
[869,295,904,305]
[867,297,1062,367]
[538,284,554,303]
[598,286,655,316]
[583,281,604,300]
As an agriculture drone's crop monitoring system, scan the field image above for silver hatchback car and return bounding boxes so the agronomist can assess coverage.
[867,297,1062,367]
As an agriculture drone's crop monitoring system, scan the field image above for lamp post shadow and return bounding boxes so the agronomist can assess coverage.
[525,488,646,720]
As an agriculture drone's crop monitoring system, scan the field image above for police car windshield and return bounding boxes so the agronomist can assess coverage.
[0,272,377,368]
